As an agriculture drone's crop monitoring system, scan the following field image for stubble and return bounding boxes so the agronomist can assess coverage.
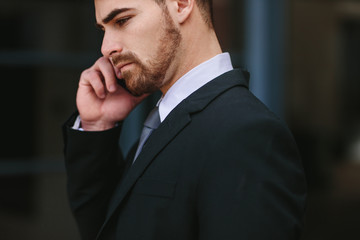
[112,7,181,96]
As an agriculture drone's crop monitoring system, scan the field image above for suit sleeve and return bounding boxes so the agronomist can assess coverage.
[63,113,125,240]
[196,116,307,240]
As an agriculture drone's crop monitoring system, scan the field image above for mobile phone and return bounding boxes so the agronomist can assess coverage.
[116,78,133,94]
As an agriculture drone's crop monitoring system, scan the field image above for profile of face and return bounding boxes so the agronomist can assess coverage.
[95,0,182,96]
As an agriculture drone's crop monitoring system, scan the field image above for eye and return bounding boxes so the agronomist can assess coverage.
[115,17,131,27]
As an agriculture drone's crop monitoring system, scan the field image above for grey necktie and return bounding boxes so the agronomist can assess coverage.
[133,106,161,162]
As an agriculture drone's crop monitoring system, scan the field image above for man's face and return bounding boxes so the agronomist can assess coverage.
[95,0,181,96]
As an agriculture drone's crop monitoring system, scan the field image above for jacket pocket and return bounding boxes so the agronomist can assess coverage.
[133,178,176,199]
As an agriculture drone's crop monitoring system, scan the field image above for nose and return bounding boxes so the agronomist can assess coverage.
[101,31,123,57]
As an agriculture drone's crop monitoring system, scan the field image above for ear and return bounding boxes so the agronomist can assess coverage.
[171,0,194,24]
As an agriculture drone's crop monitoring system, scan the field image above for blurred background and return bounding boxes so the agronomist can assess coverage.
[1,0,360,239]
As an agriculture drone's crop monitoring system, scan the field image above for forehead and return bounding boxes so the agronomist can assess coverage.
[95,0,139,9]
[94,0,157,18]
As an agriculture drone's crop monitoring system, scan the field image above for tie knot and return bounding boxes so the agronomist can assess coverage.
[143,106,161,130]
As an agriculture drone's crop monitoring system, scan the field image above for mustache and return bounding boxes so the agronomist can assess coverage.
[111,52,140,67]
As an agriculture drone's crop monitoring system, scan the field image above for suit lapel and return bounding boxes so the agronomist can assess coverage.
[97,69,249,238]
[97,105,192,238]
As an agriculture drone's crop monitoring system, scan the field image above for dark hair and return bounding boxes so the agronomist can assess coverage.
[195,0,213,27]
[154,0,213,28]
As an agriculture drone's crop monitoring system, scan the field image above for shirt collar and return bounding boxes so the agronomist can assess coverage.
[158,52,233,122]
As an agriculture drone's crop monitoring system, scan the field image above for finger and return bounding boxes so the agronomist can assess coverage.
[109,57,122,79]
[81,70,106,99]
[97,57,118,93]
[90,71,108,98]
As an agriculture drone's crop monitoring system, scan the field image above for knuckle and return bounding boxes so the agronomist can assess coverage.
[97,56,109,66]
[88,71,100,81]
[80,70,88,79]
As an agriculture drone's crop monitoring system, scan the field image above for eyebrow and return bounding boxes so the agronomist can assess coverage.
[102,8,132,24]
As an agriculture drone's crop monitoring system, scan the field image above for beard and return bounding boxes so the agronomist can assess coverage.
[111,7,181,96]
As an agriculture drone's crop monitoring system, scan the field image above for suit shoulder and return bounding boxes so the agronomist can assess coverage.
[203,84,285,128]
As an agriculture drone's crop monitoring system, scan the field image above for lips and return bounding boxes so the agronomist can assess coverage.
[117,62,133,72]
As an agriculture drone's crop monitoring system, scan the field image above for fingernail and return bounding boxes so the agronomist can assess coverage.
[109,84,116,92]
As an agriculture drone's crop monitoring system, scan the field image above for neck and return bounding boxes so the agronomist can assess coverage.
[160,13,222,95]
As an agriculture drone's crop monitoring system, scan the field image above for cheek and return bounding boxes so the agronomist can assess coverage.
[125,14,165,58]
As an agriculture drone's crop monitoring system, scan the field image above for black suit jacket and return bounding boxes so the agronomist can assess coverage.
[63,69,307,240]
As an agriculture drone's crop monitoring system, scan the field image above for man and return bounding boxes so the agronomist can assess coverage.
[63,0,307,239]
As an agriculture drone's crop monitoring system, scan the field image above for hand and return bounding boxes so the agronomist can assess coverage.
[76,56,147,131]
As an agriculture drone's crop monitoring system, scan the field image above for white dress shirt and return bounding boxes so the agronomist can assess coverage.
[158,52,233,122]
